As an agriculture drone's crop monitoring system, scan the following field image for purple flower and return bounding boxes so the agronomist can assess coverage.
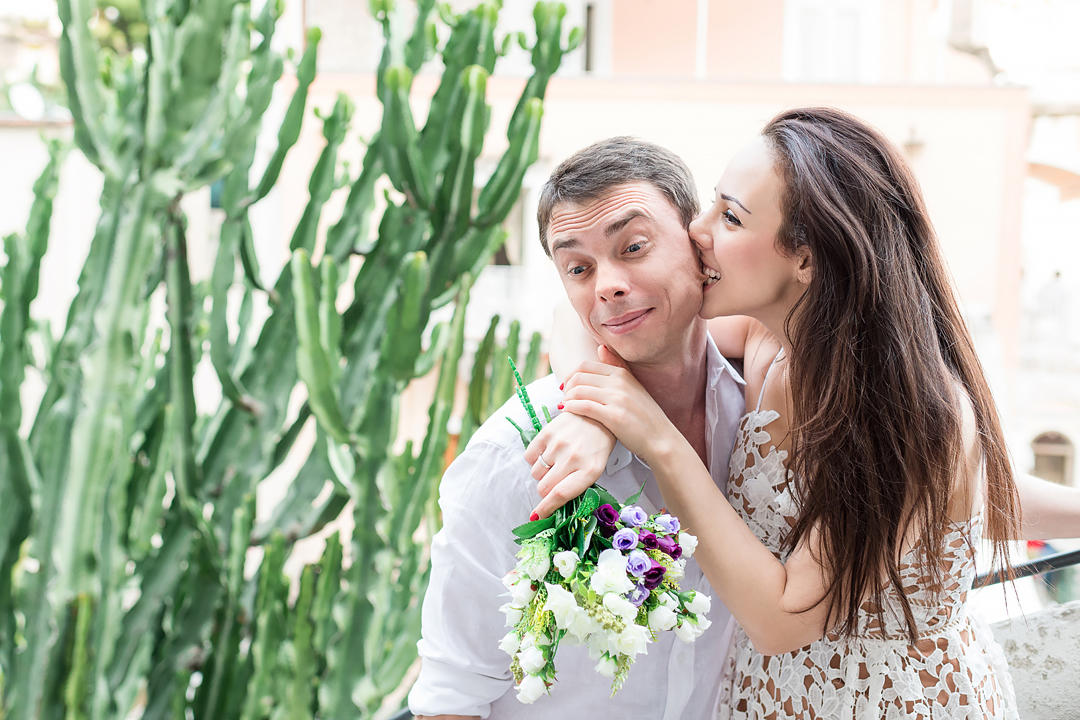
[613,528,638,551]
[597,521,615,538]
[642,562,667,590]
[654,513,680,534]
[638,530,659,550]
[619,505,647,527]
[627,583,650,607]
[595,504,619,526]
[626,550,651,577]
[656,535,683,560]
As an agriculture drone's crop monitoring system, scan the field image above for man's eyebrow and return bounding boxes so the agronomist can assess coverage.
[604,210,651,237]
[721,193,752,215]
[550,237,580,255]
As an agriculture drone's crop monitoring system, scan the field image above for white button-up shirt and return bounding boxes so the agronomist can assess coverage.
[409,336,746,719]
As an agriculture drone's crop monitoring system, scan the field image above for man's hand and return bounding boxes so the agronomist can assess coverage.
[524,407,615,520]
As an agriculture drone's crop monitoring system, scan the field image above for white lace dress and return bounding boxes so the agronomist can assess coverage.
[718,404,1019,720]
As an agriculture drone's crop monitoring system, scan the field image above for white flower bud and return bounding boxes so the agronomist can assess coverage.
[553,550,580,579]
[647,604,678,632]
[516,674,547,704]
[678,531,698,559]
[498,631,521,655]
[517,645,546,674]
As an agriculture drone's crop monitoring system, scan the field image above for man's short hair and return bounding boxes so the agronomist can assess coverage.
[536,137,700,255]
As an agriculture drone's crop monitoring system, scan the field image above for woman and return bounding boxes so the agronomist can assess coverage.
[527,108,1024,718]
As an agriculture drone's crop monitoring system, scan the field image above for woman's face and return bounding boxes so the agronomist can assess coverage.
[690,136,810,325]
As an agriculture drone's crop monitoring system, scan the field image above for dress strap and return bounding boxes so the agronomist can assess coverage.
[755,349,785,413]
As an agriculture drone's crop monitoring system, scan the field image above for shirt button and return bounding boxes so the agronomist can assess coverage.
[605,443,633,475]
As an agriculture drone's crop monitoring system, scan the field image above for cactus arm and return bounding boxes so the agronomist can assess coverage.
[379,66,433,208]
[379,251,431,380]
[249,28,321,206]
[56,0,118,175]
[475,97,543,226]
[284,565,317,719]
[289,94,354,255]
[325,136,382,261]
[291,250,351,445]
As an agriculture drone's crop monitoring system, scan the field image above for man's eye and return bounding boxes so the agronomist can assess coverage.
[568,265,587,276]
[723,209,742,226]
[625,242,644,253]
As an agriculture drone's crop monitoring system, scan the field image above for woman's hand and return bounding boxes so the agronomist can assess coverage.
[557,348,681,465]
[524,413,615,519]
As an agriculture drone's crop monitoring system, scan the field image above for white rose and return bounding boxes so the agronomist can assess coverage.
[613,623,650,657]
[543,583,579,629]
[553,550,580,579]
[602,592,639,625]
[589,554,634,595]
[674,618,706,643]
[502,569,522,590]
[595,653,618,678]
[647,604,677,632]
[658,592,679,610]
[516,674,547,704]
[667,558,686,582]
[499,602,523,627]
[509,577,537,606]
[678,531,698,559]
[567,608,599,642]
[517,645,546,674]
[516,538,552,581]
[686,591,712,616]
[586,631,613,660]
[498,631,521,655]
[597,548,626,570]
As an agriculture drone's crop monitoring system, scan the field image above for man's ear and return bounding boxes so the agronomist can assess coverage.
[794,246,813,285]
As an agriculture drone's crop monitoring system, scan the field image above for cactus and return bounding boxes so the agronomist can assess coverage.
[0,1,573,718]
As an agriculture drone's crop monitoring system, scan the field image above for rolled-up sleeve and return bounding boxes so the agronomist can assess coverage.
[408,439,536,718]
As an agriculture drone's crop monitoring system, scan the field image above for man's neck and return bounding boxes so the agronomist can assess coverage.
[626,324,710,458]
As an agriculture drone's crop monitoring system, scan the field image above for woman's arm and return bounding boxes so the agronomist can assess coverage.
[1015,472,1080,539]
[556,360,835,654]
[706,316,754,361]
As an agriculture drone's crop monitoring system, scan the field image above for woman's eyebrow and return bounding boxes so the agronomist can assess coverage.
[721,193,752,215]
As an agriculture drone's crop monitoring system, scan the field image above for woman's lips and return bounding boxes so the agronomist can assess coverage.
[602,309,652,335]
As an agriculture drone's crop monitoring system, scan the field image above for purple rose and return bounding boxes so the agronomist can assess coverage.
[626,550,651,577]
[619,505,647,527]
[638,530,659,550]
[655,513,680,534]
[597,521,615,538]
[613,527,638,551]
[656,535,682,559]
[595,504,619,526]
[642,562,666,590]
[627,583,650,607]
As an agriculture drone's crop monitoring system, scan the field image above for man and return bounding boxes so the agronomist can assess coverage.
[408,137,746,719]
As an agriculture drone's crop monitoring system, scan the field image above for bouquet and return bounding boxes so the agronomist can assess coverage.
[500,360,712,703]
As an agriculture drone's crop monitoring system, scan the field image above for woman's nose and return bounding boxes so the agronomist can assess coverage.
[689,212,711,249]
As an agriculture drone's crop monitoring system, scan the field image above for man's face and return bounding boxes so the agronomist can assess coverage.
[546,181,705,365]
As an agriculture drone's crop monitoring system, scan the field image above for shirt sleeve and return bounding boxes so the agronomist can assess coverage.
[408,438,537,719]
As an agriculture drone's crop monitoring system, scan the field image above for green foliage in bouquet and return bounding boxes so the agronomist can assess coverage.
[0,0,575,718]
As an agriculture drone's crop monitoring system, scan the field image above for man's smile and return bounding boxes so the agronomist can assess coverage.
[601,308,653,334]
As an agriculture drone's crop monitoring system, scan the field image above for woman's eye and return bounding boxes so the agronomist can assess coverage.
[723,209,742,226]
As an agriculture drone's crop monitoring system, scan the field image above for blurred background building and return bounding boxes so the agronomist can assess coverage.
[2,0,1078,608]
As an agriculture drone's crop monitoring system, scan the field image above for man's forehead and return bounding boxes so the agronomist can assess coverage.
[548,183,672,240]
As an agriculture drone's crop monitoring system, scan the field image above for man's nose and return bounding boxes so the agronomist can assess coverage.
[595,264,630,302]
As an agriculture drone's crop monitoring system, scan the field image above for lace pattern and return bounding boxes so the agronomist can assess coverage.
[718,410,1018,720]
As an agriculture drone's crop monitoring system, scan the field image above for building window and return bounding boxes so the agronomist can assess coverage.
[782,0,880,83]
[1032,432,1075,486]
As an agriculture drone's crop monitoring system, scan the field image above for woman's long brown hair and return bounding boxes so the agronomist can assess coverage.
[762,107,1020,641]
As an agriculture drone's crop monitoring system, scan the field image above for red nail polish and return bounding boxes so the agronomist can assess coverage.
[557,403,564,410]
[559,382,564,390]
[530,512,539,522]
